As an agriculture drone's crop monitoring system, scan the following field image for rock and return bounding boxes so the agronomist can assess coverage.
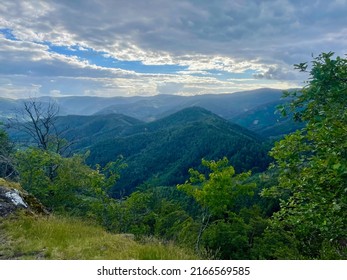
[0,189,20,217]
[4,189,28,208]
[0,178,49,217]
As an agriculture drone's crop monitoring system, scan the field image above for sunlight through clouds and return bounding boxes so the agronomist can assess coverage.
[0,0,346,97]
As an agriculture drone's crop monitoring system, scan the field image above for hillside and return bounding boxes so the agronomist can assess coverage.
[85,107,271,196]
[0,97,17,122]
[0,215,197,260]
[7,106,271,196]
[0,179,196,260]
[231,100,304,138]
[7,105,272,197]
[9,113,144,151]
[55,114,143,151]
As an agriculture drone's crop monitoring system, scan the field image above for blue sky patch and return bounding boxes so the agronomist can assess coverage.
[47,44,187,74]
[0,28,18,41]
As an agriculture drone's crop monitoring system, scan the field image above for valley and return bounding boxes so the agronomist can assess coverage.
[7,95,278,197]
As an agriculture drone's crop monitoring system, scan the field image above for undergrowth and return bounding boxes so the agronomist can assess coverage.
[0,213,197,260]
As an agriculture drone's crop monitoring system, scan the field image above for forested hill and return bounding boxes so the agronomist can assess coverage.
[231,100,304,138]
[9,113,144,151]
[55,113,144,150]
[84,107,271,196]
[7,106,272,197]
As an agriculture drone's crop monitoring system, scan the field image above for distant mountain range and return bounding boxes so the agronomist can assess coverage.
[1,88,300,137]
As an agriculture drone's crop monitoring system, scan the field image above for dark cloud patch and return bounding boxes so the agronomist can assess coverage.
[2,0,347,61]
[253,66,299,80]
[3,1,346,57]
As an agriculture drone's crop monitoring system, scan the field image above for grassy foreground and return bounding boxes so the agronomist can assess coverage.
[0,214,197,260]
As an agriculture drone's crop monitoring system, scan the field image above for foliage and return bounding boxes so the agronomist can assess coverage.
[0,214,197,260]
[201,214,250,259]
[178,158,268,259]
[261,52,347,259]
[0,126,17,179]
[106,187,199,246]
[178,158,256,217]
[14,147,123,225]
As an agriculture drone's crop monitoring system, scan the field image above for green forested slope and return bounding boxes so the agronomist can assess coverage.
[231,100,304,138]
[55,113,143,150]
[7,106,273,197]
[86,107,271,196]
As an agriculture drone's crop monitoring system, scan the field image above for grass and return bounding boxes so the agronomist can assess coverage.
[0,214,198,260]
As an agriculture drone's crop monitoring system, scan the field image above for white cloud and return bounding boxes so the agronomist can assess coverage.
[0,0,346,98]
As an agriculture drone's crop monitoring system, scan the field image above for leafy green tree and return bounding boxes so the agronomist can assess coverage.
[15,148,122,226]
[16,148,60,204]
[153,199,195,242]
[178,158,256,217]
[262,52,347,259]
[119,191,156,235]
[202,214,251,259]
[178,158,257,257]
[111,188,197,244]
[0,126,17,179]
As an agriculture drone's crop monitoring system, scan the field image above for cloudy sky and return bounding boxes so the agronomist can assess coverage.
[1,0,346,98]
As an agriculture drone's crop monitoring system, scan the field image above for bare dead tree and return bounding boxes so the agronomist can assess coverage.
[7,98,73,155]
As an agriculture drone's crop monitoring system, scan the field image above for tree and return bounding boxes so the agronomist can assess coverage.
[0,126,17,179]
[15,147,122,226]
[178,158,256,257]
[262,52,347,259]
[7,98,71,155]
[178,158,256,216]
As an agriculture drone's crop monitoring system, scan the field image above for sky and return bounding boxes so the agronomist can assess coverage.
[0,0,346,99]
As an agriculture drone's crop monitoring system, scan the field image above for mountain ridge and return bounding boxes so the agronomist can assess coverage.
[2,88,299,137]
[7,106,273,196]
[81,107,271,196]
[1,88,286,120]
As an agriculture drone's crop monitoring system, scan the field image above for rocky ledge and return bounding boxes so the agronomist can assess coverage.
[0,178,49,217]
